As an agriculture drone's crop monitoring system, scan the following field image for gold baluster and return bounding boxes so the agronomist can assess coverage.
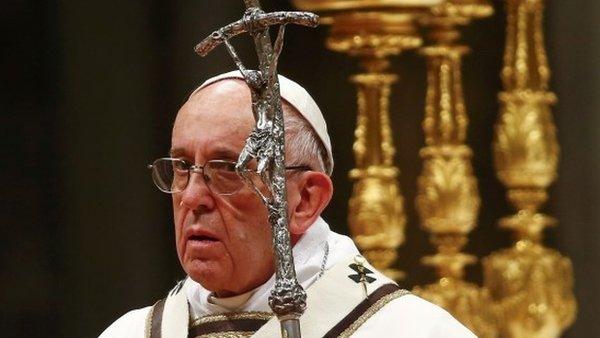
[346,69,406,280]
[327,12,422,281]
[412,1,496,337]
[291,1,439,280]
[482,0,577,337]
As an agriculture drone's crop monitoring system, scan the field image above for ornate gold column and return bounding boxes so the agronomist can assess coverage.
[412,2,496,338]
[482,1,577,337]
[292,0,439,280]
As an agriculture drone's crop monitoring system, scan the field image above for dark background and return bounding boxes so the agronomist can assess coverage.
[2,0,598,337]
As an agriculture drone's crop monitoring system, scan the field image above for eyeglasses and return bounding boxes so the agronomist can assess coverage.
[147,158,311,195]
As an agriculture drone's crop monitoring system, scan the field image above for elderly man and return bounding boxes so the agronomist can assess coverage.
[99,71,476,338]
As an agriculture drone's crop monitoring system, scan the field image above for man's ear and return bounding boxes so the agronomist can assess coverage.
[289,171,333,235]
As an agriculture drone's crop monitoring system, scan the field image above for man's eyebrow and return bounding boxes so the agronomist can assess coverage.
[210,148,239,160]
[168,147,240,159]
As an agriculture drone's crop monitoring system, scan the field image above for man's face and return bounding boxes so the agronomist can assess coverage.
[171,80,275,296]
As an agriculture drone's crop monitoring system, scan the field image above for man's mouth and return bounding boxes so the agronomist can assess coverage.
[189,234,219,243]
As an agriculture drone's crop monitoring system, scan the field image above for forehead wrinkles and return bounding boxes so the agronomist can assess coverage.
[191,80,252,117]
[172,81,255,155]
[176,80,251,125]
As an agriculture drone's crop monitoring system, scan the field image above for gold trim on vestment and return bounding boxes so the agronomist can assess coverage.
[190,311,274,327]
[145,300,157,338]
[338,289,411,337]
[195,331,254,338]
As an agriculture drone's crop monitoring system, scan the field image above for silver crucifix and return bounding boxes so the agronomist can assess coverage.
[195,2,319,338]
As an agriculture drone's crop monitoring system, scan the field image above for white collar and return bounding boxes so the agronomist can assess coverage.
[186,217,359,317]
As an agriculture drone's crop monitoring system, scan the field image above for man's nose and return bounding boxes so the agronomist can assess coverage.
[180,172,215,211]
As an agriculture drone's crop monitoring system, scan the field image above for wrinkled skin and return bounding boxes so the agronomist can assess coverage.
[170,80,332,297]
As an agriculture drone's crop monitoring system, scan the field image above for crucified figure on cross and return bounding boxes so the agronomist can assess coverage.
[217,23,286,203]
[195,2,319,338]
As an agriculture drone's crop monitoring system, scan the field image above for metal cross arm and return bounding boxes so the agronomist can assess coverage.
[195,11,319,57]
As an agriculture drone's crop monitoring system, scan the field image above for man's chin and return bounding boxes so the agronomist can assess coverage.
[185,259,227,290]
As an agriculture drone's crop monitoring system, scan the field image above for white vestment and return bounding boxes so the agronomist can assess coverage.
[99,218,477,338]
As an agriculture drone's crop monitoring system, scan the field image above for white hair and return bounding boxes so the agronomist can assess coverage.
[283,103,329,174]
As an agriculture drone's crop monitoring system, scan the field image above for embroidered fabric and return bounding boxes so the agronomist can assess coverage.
[188,311,273,338]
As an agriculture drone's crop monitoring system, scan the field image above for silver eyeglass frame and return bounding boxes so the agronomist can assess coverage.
[147,157,311,196]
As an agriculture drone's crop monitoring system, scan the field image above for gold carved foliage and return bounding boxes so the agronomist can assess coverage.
[483,241,577,338]
[493,91,559,190]
[489,0,577,335]
[348,167,405,271]
[414,278,498,338]
[416,146,480,235]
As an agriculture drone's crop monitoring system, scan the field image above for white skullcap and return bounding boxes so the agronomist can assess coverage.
[191,70,333,175]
